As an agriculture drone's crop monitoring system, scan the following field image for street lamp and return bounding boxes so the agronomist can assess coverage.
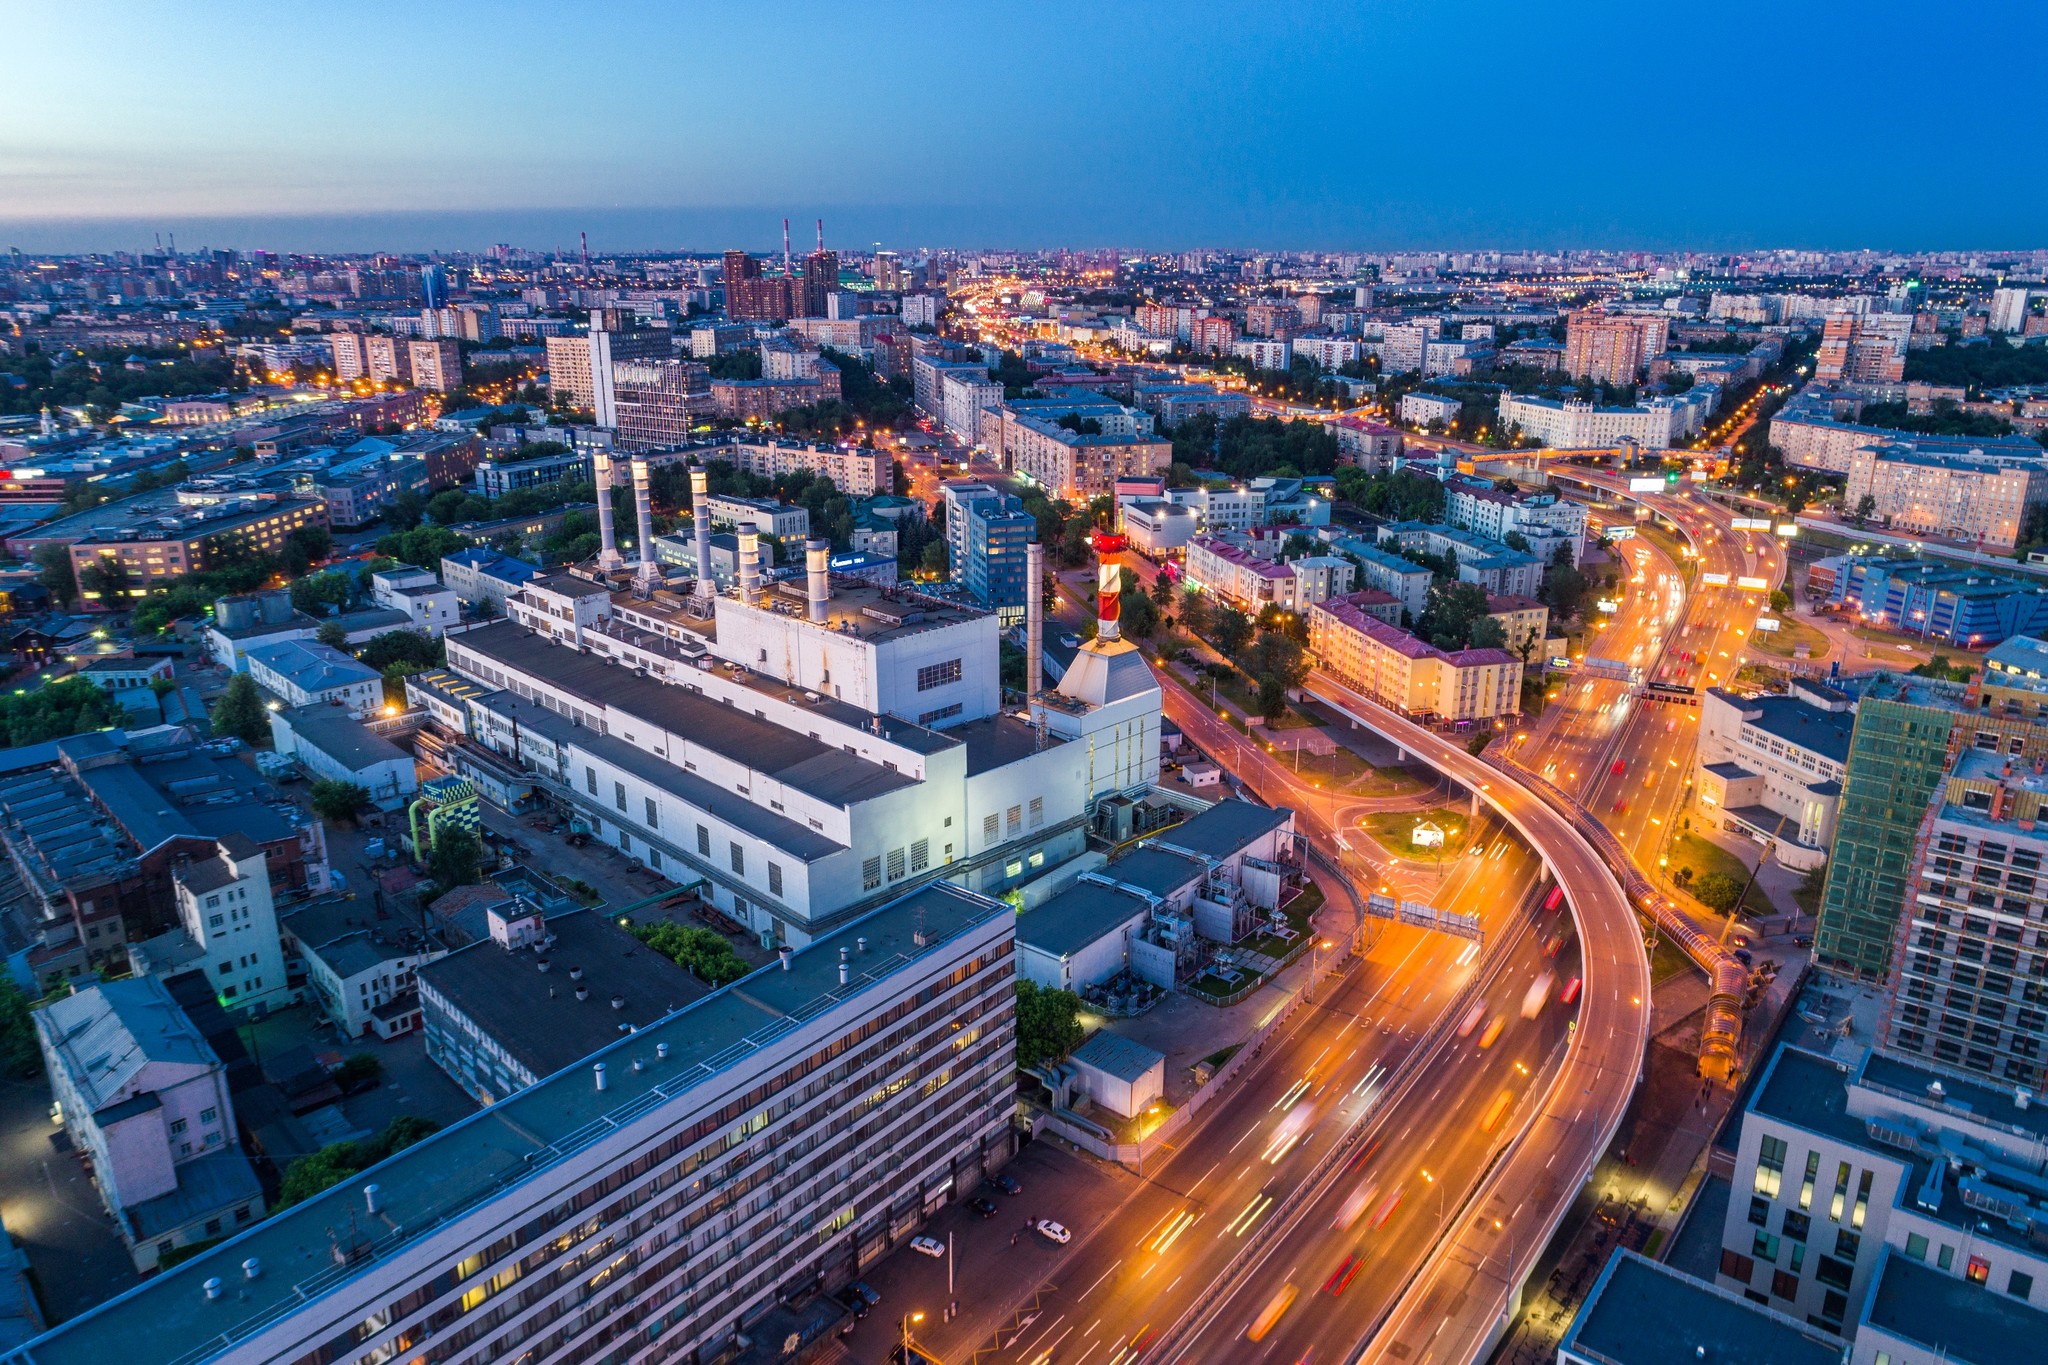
[900,1311,925,1362]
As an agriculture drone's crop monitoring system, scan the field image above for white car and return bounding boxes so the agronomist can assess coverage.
[909,1235,945,1258]
[1034,1219,1072,1245]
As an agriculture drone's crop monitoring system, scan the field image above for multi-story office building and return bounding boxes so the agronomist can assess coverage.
[701,493,809,544]
[1307,594,1523,722]
[472,448,593,498]
[1694,682,1856,872]
[723,248,796,322]
[171,833,292,1013]
[1842,441,2048,552]
[606,358,711,451]
[942,482,1037,624]
[995,407,1171,501]
[1374,322,1435,375]
[1714,1043,2048,1344]
[940,367,1004,442]
[1813,555,2048,648]
[1560,1250,1843,1365]
[15,883,1018,1365]
[65,495,330,609]
[33,977,265,1273]
[1816,312,1912,385]
[1324,535,1434,619]
[900,292,941,328]
[548,321,672,412]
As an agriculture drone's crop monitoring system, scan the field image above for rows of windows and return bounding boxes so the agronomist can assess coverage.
[283,943,1013,1365]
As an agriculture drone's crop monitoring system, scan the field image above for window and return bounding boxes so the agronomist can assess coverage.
[862,856,882,892]
[1820,1290,1847,1324]
[644,797,659,828]
[1029,796,1044,828]
[916,659,963,692]
[1851,1170,1871,1228]
[1904,1232,1929,1261]
[585,766,598,795]
[217,961,232,977]
[1833,1228,1860,1259]
[170,1118,188,1136]
[208,914,224,930]
[1755,1136,1787,1197]
[886,848,906,881]
[1829,1161,1851,1221]
[1720,1249,1756,1283]
[1007,805,1022,837]
[1939,1244,1955,1271]
[984,813,999,844]
[1752,1231,1780,1262]
[1771,1270,1799,1300]
[1799,1151,1820,1209]
[729,843,744,876]
[2011,1269,2035,1301]
[1967,1255,1990,1285]
[1814,1255,1854,1291]
[1781,1209,1810,1242]
[1747,1196,1770,1227]
[200,1108,216,1125]
[698,825,711,856]
[917,703,963,726]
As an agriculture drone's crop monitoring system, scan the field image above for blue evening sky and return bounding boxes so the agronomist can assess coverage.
[1,0,2042,253]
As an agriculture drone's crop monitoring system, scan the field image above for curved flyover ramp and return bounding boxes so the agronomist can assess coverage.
[1304,674,1652,1364]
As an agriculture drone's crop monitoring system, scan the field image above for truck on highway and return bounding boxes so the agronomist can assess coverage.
[1522,972,1556,1019]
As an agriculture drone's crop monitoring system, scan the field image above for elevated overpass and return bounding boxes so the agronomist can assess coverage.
[1302,674,1651,1364]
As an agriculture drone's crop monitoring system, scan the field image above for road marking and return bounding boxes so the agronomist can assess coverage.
[1080,1260,1121,1299]
[1229,1120,1260,1153]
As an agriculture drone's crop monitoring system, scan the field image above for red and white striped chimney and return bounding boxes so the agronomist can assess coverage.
[1092,531,1127,644]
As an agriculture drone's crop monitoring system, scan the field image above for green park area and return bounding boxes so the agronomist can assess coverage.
[1358,806,1472,861]
[1666,832,1773,919]
[1746,617,1830,660]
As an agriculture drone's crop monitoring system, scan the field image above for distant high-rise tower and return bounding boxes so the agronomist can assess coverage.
[420,264,447,310]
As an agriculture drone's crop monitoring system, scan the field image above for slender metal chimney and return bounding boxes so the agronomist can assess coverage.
[690,465,714,601]
[1092,531,1126,644]
[593,1061,608,1092]
[1025,540,1044,696]
[630,458,657,592]
[737,529,762,606]
[805,538,831,624]
[838,946,850,987]
[593,453,623,571]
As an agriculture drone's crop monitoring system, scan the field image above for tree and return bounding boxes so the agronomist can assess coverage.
[1468,616,1508,651]
[1119,582,1160,639]
[1692,871,1743,914]
[211,673,270,745]
[1014,980,1085,1070]
[382,661,426,707]
[315,621,349,649]
[331,1052,382,1093]
[76,555,133,604]
[1149,574,1174,609]
[276,1114,441,1208]
[1466,730,1495,757]
[357,629,443,672]
[919,539,949,577]
[1850,494,1877,527]
[1256,672,1290,723]
[0,975,42,1078]
[1178,586,1215,640]
[627,921,751,987]
[428,827,484,891]
[1769,589,1792,613]
[31,543,77,609]
[309,780,372,826]
[281,524,334,576]
[1542,560,1590,625]
[1213,607,1254,659]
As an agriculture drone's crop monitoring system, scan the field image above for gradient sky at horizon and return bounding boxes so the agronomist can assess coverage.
[3,0,2044,254]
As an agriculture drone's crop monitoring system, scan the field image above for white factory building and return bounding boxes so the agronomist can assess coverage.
[412,471,1162,948]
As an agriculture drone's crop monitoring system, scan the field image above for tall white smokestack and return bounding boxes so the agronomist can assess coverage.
[805,539,830,623]
[690,465,714,602]
[594,453,623,571]
[630,458,657,592]
[1025,540,1044,697]
[737,529,761,606]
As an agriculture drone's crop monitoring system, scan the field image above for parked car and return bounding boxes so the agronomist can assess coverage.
[910,1235,945,1258]
[1034,1220,1072,1245]
[992,1172,1023,1196]
[849,1281,882,1308]
[968,1196,999,1219]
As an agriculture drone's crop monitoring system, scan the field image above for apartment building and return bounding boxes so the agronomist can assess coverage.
[996,407,1170,500]
[1184,534,1354,614]
[171,833,291,1015]
[243,639,385,716]
[701,493,810,544]
[1444,473,1589,563]
[61,495,329,609]
[1308,594,1524,722]
[1130,384,1251,426]
[1333,417,1404,472]
[14,883,1018,1365]
[1376,520,1543,597]
[1816,312,1912,385]
[942,482,1036,624]
[718,437,890,497]
[1564,309,1668,385]
[406,338,463,393]
[1324,536,1433,619]
[1498,389,1716,450]
[1715,1044,2048,1347]
[1695,682,1856,872]
[1843,442,2048,552]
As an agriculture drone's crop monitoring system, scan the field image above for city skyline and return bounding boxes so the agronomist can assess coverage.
[4,0,2045,253]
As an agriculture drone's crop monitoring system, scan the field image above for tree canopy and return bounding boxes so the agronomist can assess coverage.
[1015,980,1086,1070]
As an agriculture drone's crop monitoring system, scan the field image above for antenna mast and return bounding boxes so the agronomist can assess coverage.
[580,231,590,276]
[782,218,792,274]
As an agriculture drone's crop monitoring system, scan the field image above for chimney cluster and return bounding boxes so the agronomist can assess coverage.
[1025,540,1044,697]
[690,465,714,602]
[594,453,623,571]
[631,458,658,592]
[806,539,831,624]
